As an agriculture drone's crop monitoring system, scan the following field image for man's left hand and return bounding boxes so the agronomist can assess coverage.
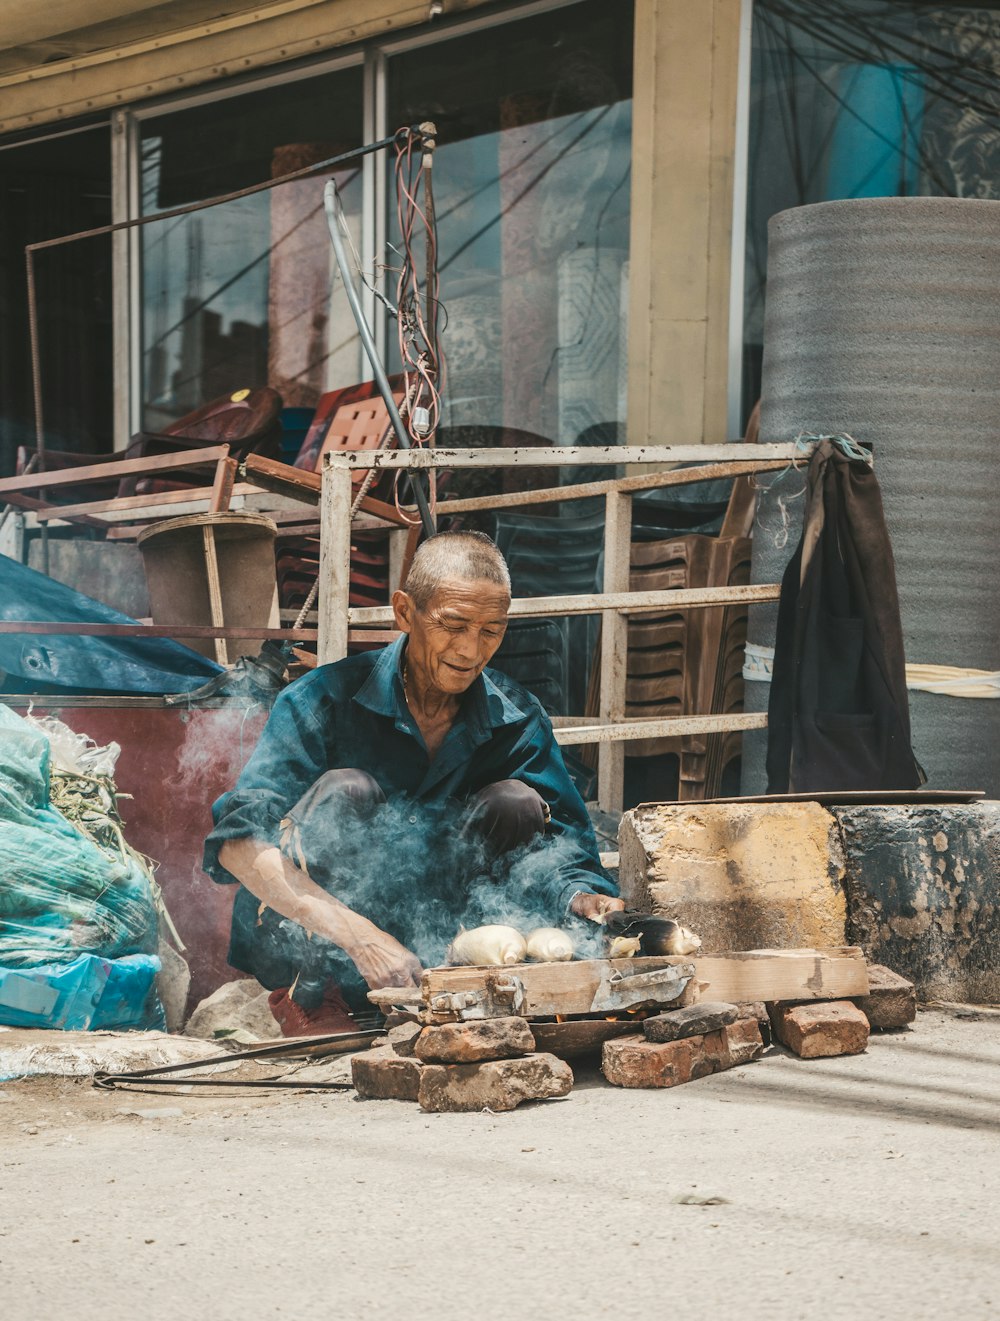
[570,892,626,923]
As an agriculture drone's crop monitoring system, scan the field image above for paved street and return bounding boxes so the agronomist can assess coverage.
[2,1008,997,1321]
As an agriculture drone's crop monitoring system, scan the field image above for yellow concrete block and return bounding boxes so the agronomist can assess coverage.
[619,802,848,953]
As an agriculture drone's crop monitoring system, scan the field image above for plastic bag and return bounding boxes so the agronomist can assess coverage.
[0,704,159,971]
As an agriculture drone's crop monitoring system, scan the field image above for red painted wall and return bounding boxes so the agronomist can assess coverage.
[23,703,267,1011]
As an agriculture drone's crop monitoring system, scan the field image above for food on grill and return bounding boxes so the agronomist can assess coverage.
[525,927,575,962]
[603,912,703,957]
[447,924,527,967]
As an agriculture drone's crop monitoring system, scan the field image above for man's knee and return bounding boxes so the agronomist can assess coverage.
[289,768,385,822]
[466,779,547,853]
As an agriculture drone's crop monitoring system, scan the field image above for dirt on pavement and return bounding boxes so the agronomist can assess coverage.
[1,1007,998,1321]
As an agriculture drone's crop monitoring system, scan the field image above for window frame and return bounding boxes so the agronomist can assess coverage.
[116,0,622,446]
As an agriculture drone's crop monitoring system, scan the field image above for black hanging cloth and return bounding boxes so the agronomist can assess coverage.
[766,437,924,793]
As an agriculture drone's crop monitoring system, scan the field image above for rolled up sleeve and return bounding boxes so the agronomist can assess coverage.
[501,707,619,914]
[202,684,329,884]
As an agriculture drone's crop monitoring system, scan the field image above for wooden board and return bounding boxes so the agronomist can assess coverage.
[421,948,869,1019]
[677,790,987,806]
[531,1020,640,1059]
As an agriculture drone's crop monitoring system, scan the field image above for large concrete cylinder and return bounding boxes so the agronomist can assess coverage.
[742,197,1000,795]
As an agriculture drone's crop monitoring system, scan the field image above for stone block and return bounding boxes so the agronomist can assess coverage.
[643,1001,738,1043]
[837,803,1000,1005]
[851,965,916,1030]
[417,1053,572,1113]
[352,1047,423,1102]
[716,1018,767,1067]
[184,978,280,1042]
[618,802,847,952]
[414,1016,535,1064]
[736,1001,771,1047]
[602,1020,764,1089]
[769,1000,870,1059]
[385,1023,423,1057]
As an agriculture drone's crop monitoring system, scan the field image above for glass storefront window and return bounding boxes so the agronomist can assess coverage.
[387,0,633,445]
[742,0,1000,423]
[138,66,364,430]
[0,125,112,474]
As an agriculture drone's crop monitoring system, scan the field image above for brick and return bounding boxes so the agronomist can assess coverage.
[851,965,916,1030]
[603,1021,764,1088]
[644,1001,739,1043]
[715,1018,766,1067]
[417,1053,573,1113]
[352,1047,423,1102]
[736,1001,771,1047]
[414,1017,535,1064]
[619,801,847,952]
[769,1000,870,1059]
[385,1023,423,1057]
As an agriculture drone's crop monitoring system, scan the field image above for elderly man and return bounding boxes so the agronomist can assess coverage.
[204,531,623,1035]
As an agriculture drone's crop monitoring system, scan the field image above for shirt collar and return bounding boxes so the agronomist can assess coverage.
[354,636,530,731]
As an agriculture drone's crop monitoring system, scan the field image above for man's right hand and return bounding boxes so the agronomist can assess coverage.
[343,925,423,991]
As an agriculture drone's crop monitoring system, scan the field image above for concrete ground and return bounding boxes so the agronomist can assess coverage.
[1,1007,997,1321]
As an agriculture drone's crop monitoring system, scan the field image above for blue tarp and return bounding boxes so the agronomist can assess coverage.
[0,554,222,694]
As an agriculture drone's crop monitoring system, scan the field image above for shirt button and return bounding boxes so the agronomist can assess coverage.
[409,815,417,824]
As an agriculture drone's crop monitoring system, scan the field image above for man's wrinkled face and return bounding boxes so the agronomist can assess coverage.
[392,577,510,696]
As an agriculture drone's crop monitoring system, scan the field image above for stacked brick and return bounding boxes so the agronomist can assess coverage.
[352,1017,573,1113]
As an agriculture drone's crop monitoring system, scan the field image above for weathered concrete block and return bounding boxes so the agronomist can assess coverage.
[851,965,916,1030]
[836,803,1000,1005]
[603,1021,764,1088]
[417,1053,572,1113]
[352,1048,423,1102]
[619,802,847,952]
[414,1016,535,1064]
[643,1002,738,1043]
[769,1001,869,1058]
[184,978,280,1042]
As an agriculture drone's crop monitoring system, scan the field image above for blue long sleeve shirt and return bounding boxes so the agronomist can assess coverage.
[203,636,617,918]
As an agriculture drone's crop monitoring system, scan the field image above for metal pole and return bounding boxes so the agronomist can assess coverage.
[323,178,436,539]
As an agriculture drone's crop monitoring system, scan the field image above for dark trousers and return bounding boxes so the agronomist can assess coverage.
[229,770,547,1011]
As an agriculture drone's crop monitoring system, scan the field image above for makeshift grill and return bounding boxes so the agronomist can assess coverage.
[353,946,886,1112]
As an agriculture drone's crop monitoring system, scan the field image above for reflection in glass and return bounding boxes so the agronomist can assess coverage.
[743,1,1000,422]
[387,0,633,445]
[139,67,365,430]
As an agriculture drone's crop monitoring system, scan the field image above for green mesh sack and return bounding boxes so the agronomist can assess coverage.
[0,705,158,968]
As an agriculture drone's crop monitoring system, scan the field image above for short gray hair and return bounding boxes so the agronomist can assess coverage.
[403,531,511,610]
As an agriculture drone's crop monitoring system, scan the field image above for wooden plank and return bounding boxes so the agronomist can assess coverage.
[324,443,810,471]
[201,524,229,666]
[598,490,632,814]
[0,622,318,641]
[348,582,782,627]
[554,712,768,745]
[421,948,869,1019]
[0,489,108,530]
[241,454,321,502]
[34,482,265,522]
[0,445,231,495]
[241,453,410,527]
[435,459,789,514]
[209,456,238,513]
[318,462,354,664]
